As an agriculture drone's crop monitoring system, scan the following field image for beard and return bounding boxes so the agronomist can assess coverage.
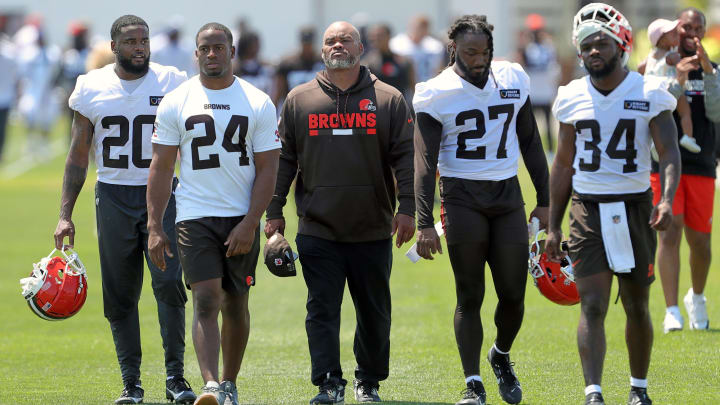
[584,52,620,79]
[455,55,489,86]
[322,51,359,69]
[117,53,150,75]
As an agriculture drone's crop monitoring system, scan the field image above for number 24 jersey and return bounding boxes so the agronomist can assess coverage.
[69,63,187,185]
[413,61,529,181]
[153,76,280,222]
[552,72,676,195]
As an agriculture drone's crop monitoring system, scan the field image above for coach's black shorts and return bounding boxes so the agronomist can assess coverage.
[568,190,656,286]
[438,176,526,245]
[176,216,260,295]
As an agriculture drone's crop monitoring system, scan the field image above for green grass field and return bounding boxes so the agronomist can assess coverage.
[1,117,718,405]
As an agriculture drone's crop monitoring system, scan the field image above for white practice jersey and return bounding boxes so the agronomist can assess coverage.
[153,76,280,222]
[552,72,676,195]
[69,63,187,185]
[413,61,529,181]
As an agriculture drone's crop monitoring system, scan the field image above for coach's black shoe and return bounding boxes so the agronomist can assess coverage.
[488,346,522,404]
[585,392,604,405]
[115,379,144,404]
[353,379,381,402]
[165,375,196,404]
[309,374,346,404]
[628,387,652,405]
[456,380,486,405]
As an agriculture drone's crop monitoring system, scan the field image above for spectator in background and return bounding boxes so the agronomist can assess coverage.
[516,14,560,155]
[85,40,115,72]
[60,21,90,141]
[362,23,414,102]
[151,15,196,76]
[390,15,445,84]
[233,30,275,97]
[273,26,325,109]
[0,26,17,162]
[14,16,61,155]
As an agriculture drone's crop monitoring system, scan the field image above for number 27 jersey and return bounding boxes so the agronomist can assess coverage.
[69,63,187,185]
[413,61,529,181]
[552,72,676,195]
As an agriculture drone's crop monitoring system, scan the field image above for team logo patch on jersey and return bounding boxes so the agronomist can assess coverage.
[612,215,621,224]
[149,96,164,106]
[359,99,376,111]
[623,100,650,112]
[499,89,521,99]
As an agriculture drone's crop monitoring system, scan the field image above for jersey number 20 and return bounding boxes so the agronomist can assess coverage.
[185,114,250,170]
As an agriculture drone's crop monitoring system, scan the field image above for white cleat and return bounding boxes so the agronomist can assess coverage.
[663,307,684,333]
[684,288,709,330]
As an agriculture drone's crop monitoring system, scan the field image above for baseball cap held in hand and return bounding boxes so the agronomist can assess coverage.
[264,232,298,277]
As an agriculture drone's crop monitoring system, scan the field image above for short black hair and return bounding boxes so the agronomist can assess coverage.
[110,15,148,41]
[237,31,259,57]
[447,14,494,66]
[678,7,707,26]
[196,22,233,46]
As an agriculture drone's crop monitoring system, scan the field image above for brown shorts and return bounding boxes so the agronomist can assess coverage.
[176,216,260,295]
[568,192,656,286]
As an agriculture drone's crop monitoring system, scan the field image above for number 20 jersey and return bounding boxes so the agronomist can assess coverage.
[69,63,187,185]
[413,61,529,181]
[152,76,280,222]
[552,72,676,195]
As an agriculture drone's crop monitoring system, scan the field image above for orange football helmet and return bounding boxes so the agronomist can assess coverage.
[528,230,580,306]
[20,247,88,320]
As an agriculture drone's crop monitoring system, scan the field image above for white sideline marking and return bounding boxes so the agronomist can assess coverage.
[1,138,66,180]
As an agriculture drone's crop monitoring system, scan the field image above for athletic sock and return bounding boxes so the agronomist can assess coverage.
[585,385,602,396]
[205,380,220,388]
[492,343,509,355]
[465,375,482,384]
[630,377,648,389]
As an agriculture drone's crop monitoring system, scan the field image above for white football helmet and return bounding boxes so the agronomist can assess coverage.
[572,3,633,66]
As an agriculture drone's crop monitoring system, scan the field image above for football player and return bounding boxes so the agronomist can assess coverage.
[147,22,280,405]
[53,15,194,405]
[413,14,550,405]
[545,4,681,405]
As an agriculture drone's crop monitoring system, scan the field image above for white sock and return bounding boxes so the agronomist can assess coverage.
[465,375,482,384]
[694,292,705,300]
[493,343,509,355]
[631,377,648,388]
[585,385,602,396]
[667,305,681,315]
[205,380,220,388]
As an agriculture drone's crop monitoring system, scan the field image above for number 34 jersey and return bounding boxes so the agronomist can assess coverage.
[153,76,280,222]
[413,61,529,181]
[69,63,187,185]
[552,72,676,195]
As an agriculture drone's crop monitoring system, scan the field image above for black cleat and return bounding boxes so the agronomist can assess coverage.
[628,387,652,405]
[309,374,346,405]
[115,379,144,404]
[585,392,604,405]
[488,347,522,404]
[166,375,196,404]
[456,380,486,405]
[353,379,381,402]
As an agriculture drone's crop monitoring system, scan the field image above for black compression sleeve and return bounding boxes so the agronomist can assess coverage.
[516,97,550,206]
[414,112,443,229]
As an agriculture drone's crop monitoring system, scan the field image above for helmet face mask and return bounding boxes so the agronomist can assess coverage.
[20,248,88,320]
[572,2,633,67]
[528,230,580,306]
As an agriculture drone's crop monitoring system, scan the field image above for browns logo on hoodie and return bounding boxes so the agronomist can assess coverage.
[266,66,415,242]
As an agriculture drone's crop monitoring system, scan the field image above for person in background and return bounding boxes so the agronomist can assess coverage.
[361,23,414,102]
[60,21,90,141]
[233,30,275,97]
[151,15,197,77]
[273,26,325,109]
[390,14,445,84]
[516,13,560,156]
[0,23,17,162]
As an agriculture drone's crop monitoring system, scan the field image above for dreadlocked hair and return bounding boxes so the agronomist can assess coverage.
[447,14,494,66]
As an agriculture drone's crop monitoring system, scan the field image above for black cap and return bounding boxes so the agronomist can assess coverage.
[263,232,297,277]
[299,26,316,43]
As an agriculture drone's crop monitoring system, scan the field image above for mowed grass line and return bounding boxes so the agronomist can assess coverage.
[0,118,718,404]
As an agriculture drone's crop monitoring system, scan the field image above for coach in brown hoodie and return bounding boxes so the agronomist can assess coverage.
[264,21,415,404]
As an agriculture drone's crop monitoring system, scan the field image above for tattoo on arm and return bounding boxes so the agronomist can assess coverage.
[60,164,87,219]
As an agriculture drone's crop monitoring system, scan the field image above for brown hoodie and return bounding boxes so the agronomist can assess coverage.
[266,66,415,242]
